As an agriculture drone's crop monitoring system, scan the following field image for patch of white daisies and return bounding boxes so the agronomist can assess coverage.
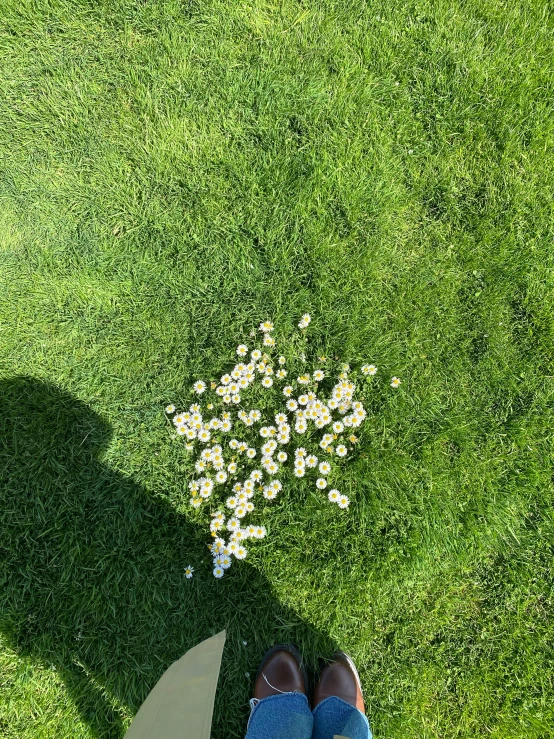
[168,315,401,580]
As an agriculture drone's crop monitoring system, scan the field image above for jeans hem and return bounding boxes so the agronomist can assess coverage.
[247,691,309,731]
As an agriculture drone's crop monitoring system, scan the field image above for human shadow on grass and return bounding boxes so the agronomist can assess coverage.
[0,377,336,739]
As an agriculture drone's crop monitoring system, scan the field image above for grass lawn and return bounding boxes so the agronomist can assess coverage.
[1,1,553,737]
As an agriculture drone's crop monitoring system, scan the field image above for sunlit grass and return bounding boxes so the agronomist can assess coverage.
[0,1,553,737]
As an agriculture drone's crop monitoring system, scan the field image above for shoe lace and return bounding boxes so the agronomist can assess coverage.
[249,672,291,712]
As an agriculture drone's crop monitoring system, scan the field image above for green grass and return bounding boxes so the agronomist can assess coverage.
[1,0,553,737]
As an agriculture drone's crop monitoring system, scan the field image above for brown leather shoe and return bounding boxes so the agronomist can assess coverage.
[313,651,365,713]
[253,644,308,700]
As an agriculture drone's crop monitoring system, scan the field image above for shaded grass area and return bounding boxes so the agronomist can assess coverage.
[0,0,553,737]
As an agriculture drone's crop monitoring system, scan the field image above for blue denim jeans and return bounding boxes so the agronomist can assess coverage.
[245,692,372,739]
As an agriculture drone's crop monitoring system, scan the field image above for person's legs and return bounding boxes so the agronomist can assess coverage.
[312,697,371,739]
[244,645,313,739]
[246,693,313,739]
[311,652,372,739]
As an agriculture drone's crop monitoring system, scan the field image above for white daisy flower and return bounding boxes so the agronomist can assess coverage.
[298,394,309,405]
[218,554,232,569]
[190,496,202,508]
[246,525,257,538]
[391,376,401,388]
[227,517,240,531]
[293,466,305,478]
[176,425,187,436]
[254,526,266,539]
[286,399,298,411]
[306,455,318,468]
[235,546,248,560]
[184,565,194,579]
[193,381,206,394]
[318,461,331,475]
[338,495,350,509]
[262,376,273,388]
[195,460,206,473]
[236,344,248,356]
[246,501,255,512]
[362,364,377,376]
[277,451,288,462]
[295,447,307,458]
[165,404,176,414]
[198,429,211,443]
[227,462,237,475]
[276,369,287,379]
[215,470,228,484]
[251,349,262,361]
[223,394,232,404]
[263,486,277,500]
[213,565,224,578]
[313,370,324,381]
[185,443,194,451]
[259,320,274,333]
[235,505,247,519]
[336,444,348,457]
[263,334,275,347]
[298,313,311,328]
[283,385,293,397]
[328,489,340,503]
[316,478,327,489]
[278,356,286,365]
[250,470,263,482]
[212,537,225,552]
[246,448,256,459]
[297,375,310,385]
[226,496,238,509]
[250,409,262,421]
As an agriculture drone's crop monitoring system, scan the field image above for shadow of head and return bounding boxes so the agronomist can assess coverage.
[0,377,334,738]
